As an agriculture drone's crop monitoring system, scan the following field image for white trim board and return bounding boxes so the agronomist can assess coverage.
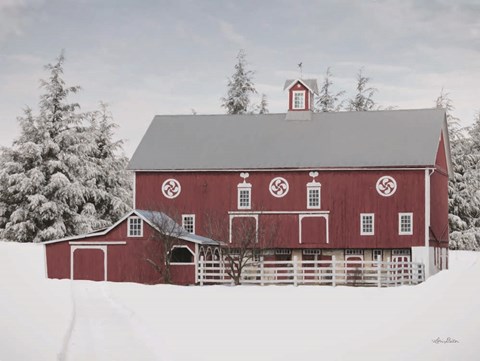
[298,214,329,244]
[228,214,259,243]
[70,245,107,281]
[228,210,330,215]
[69,241,126,245]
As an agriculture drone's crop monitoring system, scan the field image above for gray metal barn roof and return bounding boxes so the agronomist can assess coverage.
[128,109,450,173]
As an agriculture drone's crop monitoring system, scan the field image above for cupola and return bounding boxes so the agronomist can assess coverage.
[283,79,319,120]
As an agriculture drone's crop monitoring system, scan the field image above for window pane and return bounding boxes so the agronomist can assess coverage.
[308,188,320,208]
[128,217,142,236]
[239,189,251,208]
[183,216,194,233]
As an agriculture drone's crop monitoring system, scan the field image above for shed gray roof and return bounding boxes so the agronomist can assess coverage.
[128,109,451,173]
[42,209,220,245]
[284,79,319,94]
[137,210,219,245]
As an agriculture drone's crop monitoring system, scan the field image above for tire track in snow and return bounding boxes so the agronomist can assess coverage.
[57,281,76,361]
[60,282,162,361]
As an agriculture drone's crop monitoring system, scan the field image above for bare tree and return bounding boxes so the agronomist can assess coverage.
[142,209,187,284]
[204,211,277,285]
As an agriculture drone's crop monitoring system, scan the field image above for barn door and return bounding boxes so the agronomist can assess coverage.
[345,256,363,284]
[72,247,106,281]
[392,255,410,283]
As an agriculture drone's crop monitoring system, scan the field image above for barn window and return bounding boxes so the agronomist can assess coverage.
[399,213,413,235]
[307,182,321,209]
[293,91,305,109]
[392,249,411,256]
[360,213,374,235]
[238,188,251,209]
[182,214,195,233]
[170,246,194,264]
[237,173,252,210]
[128,216,143,237]
[345,249,364,256]
[373,249,383,261]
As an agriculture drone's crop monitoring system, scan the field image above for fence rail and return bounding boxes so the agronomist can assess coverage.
[197,256,425,287]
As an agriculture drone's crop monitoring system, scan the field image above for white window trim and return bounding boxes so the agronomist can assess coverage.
[127,216,143,237]
[237,187,252,210]
[360,213,374,236]
[398,212,413,235]
[306,184,321,209]
[292,90,306,109]
[182,214,196,234]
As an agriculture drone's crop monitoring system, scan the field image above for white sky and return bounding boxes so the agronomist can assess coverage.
[0,0,479,156]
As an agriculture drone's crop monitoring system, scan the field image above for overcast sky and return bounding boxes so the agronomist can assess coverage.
[0,0,479,156]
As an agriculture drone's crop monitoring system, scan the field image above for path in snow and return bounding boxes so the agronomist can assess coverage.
[62,282,162,361]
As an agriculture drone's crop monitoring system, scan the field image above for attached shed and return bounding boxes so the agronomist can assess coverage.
[43,209,219,285]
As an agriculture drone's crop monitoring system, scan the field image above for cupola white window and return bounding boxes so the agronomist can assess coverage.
[360,213,374,235]
[293,91,305,109]
[128,216,143,237]
[399,213,413,235]
[237,172,252,210]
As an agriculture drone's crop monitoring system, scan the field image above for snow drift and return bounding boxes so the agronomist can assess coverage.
[0,242,479,361]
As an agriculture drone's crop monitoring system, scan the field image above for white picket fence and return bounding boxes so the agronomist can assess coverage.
[197,256,425,287]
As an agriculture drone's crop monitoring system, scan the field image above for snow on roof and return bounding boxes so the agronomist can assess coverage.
[283,78,319,94]
[136,209,219,245]
[43,209,219,246]
[128,108,451,174]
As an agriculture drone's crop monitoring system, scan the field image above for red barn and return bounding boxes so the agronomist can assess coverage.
[44,209,218,284]
[44,79,452,284]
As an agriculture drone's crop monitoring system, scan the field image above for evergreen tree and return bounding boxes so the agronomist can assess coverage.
[316,67,345,112]
[436,90,480,250]
[85,103,132,224]
[347,68,377,111]
[258,94,269,114]
[221,49,257,114]
[0,54,131,242]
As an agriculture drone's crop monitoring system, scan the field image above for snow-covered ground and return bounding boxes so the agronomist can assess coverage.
[1,243,479,361]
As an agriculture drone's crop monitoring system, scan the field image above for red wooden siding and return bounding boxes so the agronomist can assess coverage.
[170,265,195,285]
[430,131,449,246]
[45,216,197,285]
[301,216,327,244]
[73,249,105,281]
[136,169,427,249]
[45,241,70,279]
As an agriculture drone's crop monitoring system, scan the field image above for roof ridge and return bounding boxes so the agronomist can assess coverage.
[151,108,444,118]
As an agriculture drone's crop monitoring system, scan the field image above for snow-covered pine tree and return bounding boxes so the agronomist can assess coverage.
[453,110,480,250]
[221,49,257,114]
[85,103,132,224]
[258,94,269,114]
[0,54,131,242]
[436,90,480,250]
[347,68,377,111]
[315,67,345,112]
